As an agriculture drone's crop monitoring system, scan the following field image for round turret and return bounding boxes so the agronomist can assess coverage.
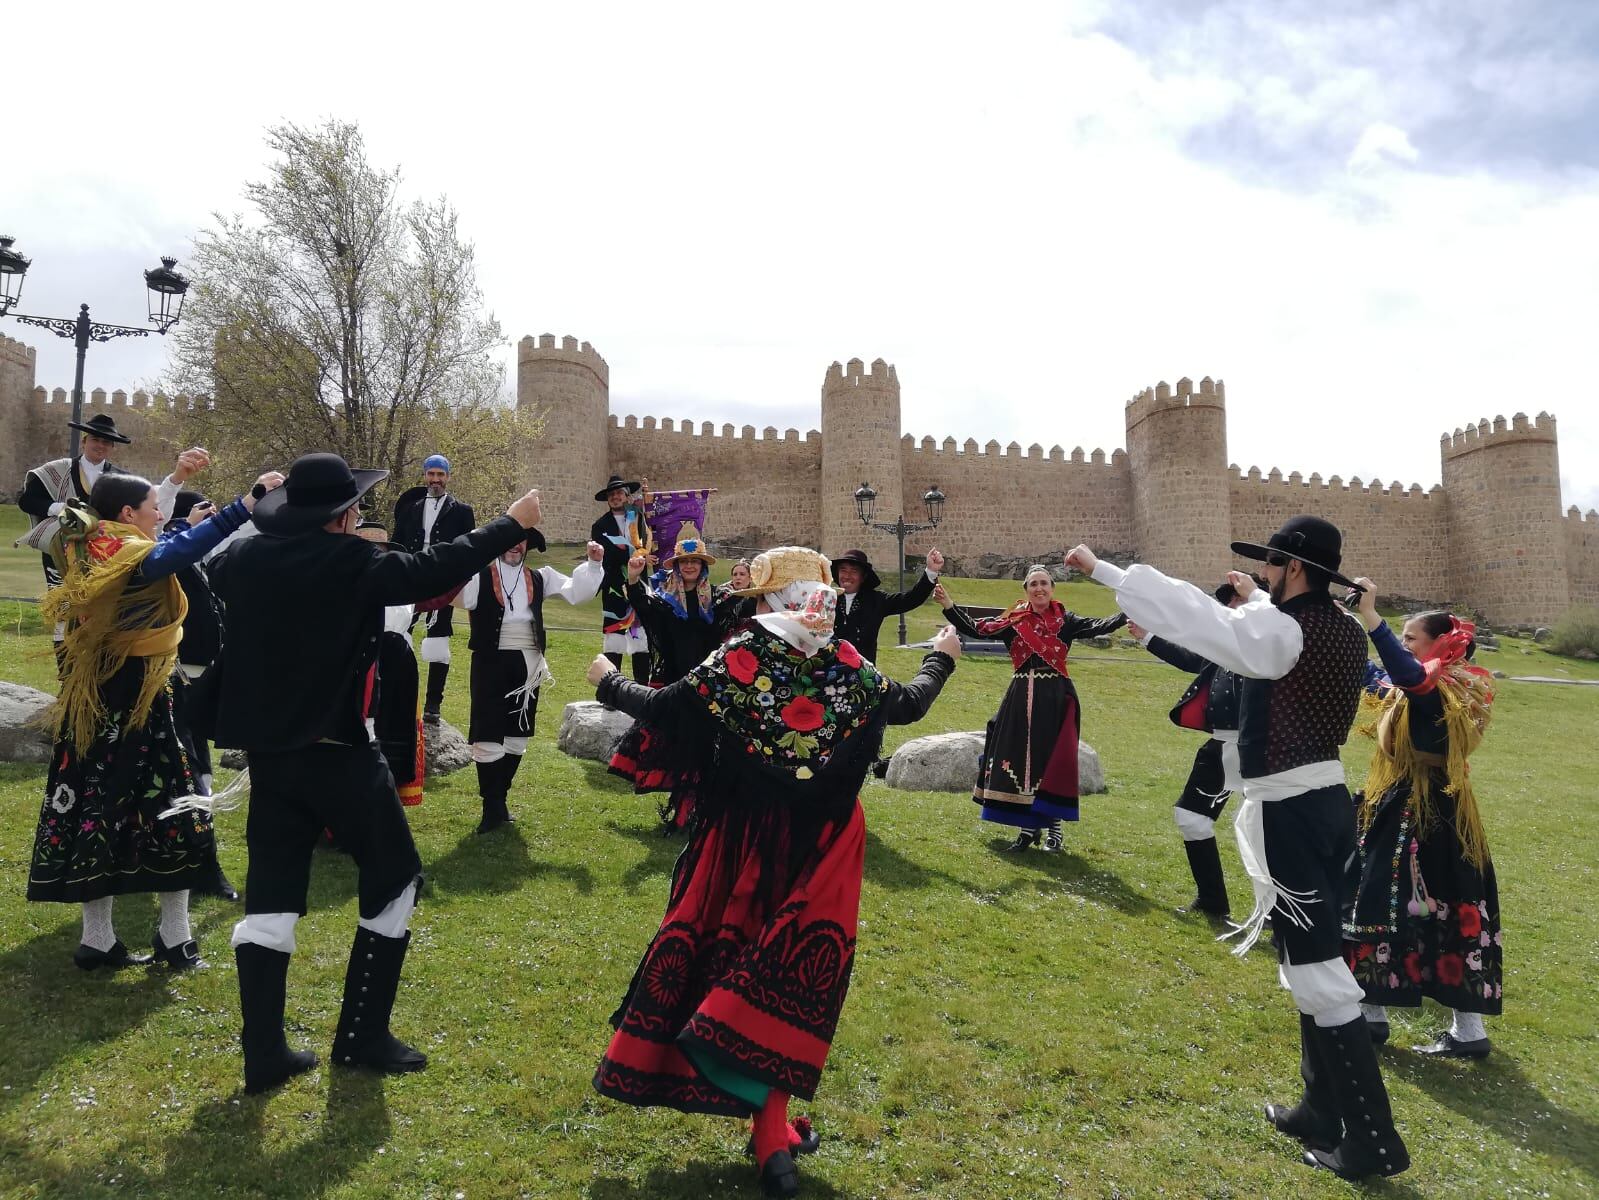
[1123,377,1231,583]
[819,357,902,558]
[516,334,611,542]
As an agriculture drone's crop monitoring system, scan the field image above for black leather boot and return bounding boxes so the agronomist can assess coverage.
[236,943,318,1094]
[423,662,449,724]
[331,928,428,1074]
[474,756,513,834]
[1303,1017,1410,1179]
[630,652,651,684]
[1265,1013,1341,1152]
[1180,837,1230,917]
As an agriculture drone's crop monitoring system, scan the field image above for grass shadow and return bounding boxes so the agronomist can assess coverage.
[605,818,687,895]
[427,825,595,898]
[863,826,984,894]
[986,842,1157,915]
[589,1156,848,1199]
[1387,1046,1599,1182]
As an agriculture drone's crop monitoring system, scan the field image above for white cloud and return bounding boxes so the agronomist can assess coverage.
[3,0,1596,517]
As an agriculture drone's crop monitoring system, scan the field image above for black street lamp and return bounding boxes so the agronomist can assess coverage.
[1,236,191,457]
[853,480,948,647]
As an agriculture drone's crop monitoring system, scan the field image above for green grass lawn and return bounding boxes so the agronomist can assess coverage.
[1,509,1596,1198]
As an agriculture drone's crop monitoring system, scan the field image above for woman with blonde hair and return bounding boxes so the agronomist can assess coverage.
[1342,581,1501,1058]
[27,468,277,970]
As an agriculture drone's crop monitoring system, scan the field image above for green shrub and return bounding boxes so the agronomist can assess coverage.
[1547,605,1599,657]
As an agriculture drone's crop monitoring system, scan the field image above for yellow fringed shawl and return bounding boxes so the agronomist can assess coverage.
[1357,666,1494,870]
[42,503,188,753]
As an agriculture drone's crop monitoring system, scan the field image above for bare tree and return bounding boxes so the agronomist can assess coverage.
[160,118,535,514]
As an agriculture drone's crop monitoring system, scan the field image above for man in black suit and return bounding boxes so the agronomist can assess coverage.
[830,546,945,663]
[210,453,541,1095]
[590,473,653,682]
[393,454,477,723]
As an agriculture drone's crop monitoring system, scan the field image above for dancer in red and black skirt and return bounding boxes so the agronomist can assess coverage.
[586,546,961,1198]
[938,566,1125,851]
[1343,580,1501,1057]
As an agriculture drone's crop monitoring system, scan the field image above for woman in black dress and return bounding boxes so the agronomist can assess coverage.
[939,565,1125,851]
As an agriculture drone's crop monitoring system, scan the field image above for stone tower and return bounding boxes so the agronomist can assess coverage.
[1441,412,1569,625]
[1123,377,1231,583]
[516,334,610,543]
[819,357,902,558]
[0,335,40,501]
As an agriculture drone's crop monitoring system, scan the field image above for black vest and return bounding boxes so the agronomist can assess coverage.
[1238,593,1368,778]
[467,564,545,653]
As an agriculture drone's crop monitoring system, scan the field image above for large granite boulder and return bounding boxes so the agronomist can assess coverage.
[0,681,53,764]
[558,701,635,762]
[424,720,473,777]
[884,730,1106,795]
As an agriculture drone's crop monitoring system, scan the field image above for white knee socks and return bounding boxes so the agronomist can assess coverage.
[80,896,117,952]
[159,891,192,946]
[1450,1010,1487,1042]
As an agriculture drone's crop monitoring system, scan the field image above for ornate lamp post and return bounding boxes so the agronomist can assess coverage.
[853,480,947,647]
[0,236,191,457]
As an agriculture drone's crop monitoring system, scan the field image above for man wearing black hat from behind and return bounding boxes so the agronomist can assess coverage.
[1068,516,1408,1182]
[208,452,543,1094]
[830,545,945,664]
[591,473,653,682]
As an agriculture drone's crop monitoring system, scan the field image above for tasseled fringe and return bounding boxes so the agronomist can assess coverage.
[506,648,553,722]
[1220,795,1325,956]
[158,768,249,819]
[1358,669,1492,872]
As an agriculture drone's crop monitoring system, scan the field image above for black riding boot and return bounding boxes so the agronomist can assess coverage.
[1265,1013,1341,1151]
[1180,837,1230,917]
[1303,1017,1410,1179]
[423,662,449,724]
[331,928,428,1074]
[236,943,318,1094]
[474,757,512,834]
[630,652,651,683]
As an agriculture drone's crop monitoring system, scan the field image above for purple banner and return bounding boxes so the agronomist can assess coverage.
[647,489,711,551]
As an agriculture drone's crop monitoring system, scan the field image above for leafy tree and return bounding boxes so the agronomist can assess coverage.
[158,118,535,516]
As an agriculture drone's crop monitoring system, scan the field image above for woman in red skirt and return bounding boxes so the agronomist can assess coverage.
[587,546,961,1197]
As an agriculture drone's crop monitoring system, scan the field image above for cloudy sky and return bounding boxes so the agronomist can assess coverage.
[8,0,1598,512]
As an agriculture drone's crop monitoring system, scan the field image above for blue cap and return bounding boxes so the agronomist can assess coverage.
[423,454,451,474]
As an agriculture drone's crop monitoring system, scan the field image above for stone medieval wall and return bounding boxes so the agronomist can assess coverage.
[1228,470,1451,600]
[6,326,1594,624]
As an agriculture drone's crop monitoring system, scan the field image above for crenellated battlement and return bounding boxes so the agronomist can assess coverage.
[609,414,820,444]
[0,333,36,368]
[1567,506,1599,524]
[1440,411,1555,460]
[823,356,898,390]
[900,430,1127,466]
[517,332,609,386]
[1124,375,1224,431]
[1229,462,1438,498]
[29,384,207,412]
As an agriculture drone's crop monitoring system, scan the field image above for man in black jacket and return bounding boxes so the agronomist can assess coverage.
[830,546,945,663]
[393,454,477,723]
[210,452,541,1095]
[1128,578,1254,919]
[590,473,652,681]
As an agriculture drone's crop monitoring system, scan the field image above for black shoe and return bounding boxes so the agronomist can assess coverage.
[1367,1021,1390,1046]
[1413,1032,1490,1059]
[1042,825,1063,853]
[1301,1017,1410,1179]
[422,708,441,727]
[236,943,318,1094]
[73,940,153,971]
[1265,1015,1341,1152]
[203,868,241,902]
[475,804,512,835]
[870,757,890,779]
[758,1149,800,1199]
[152,930,207,970]
[1000,830,1039,852]
[331,928,429,1074]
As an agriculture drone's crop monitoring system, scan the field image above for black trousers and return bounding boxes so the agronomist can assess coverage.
[422,607,455,639]
[1262,784,1358,966]
[243,743,422,920]
[1176,737,1230,819]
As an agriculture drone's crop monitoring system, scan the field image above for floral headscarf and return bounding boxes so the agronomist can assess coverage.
[752,579,838,655]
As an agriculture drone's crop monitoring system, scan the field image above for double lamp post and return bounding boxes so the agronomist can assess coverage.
[0,234,190,457]
[853,479,946,648]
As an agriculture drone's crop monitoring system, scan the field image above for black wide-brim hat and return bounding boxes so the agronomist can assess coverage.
[830,549,881,592]
[1231,515,1358,590]
[254,452,389,536]
[595,474,641,502]
[68,413,132,445]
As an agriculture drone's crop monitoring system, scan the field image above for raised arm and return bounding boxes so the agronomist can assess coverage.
[596,670,701,721]
[881,650,957,724]
[1351,576,1425,690]
[540,555,604,605]
[1144,633,1213,675]
[1062,610,1128,641]
[879,568,937,616]
[138,500,250,581]
[366,516,528,606]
